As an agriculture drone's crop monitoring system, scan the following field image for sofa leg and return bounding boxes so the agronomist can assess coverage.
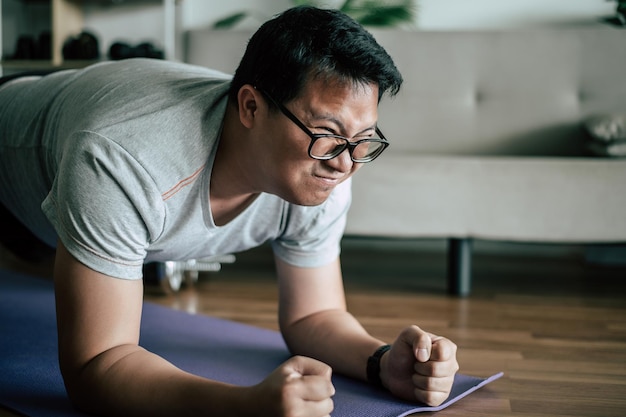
[447,238,472,297]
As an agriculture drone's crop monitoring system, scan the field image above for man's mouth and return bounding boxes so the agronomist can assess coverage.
[314,174,343,185]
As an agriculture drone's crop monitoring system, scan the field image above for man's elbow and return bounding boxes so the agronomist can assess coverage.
[58,344,139,413]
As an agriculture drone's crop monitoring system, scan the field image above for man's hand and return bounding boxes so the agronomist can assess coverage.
[380,326,459,406]
[250,355,335,417]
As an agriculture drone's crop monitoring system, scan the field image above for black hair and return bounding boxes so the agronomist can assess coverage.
[229,5,403,107]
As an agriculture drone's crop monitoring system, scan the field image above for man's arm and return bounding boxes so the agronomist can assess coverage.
[276,256,383,381]
[276,256,458,406]
[54,242,334,417]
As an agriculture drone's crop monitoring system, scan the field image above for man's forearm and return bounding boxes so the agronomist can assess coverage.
[280,308,386,382]
[63,344,252,417]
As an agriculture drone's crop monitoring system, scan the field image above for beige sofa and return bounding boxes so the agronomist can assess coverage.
[185,28,626,295]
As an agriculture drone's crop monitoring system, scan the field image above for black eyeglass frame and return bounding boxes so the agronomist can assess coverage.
[258,89,390,163]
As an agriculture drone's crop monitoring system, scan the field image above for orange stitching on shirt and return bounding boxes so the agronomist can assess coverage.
[162,164,205,201]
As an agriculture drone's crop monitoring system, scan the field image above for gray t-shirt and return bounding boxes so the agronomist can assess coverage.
[0,59,350,279]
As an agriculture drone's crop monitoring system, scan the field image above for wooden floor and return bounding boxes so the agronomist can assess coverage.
[2,239,626,416]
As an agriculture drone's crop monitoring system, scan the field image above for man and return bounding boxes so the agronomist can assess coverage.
[0,6,458,417]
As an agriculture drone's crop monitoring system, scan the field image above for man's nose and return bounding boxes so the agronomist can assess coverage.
[325,148,354,172]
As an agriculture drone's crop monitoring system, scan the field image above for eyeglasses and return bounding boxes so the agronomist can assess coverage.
[259,90,389,163]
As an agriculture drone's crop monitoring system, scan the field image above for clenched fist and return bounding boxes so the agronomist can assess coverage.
[380,326,459,406]
[250,355,335,417]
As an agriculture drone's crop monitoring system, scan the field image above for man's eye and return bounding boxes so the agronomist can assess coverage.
[356,131,376,140]
[313,126,337,135]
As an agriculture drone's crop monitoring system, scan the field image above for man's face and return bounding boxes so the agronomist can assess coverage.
[256,77,380,206]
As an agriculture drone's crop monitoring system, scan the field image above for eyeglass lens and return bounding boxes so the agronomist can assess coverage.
[310,136,386,162]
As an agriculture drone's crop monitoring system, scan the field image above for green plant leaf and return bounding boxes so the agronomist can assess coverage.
[340,0,416,27]
[213,12,248,29]
[357,6,415,26]
[277,0,417,28]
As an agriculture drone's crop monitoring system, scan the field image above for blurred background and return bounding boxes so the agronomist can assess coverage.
[0,0,620,67]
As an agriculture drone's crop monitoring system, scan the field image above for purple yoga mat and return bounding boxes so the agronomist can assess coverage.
[0,269,502,416]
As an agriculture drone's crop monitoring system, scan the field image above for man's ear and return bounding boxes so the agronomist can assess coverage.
[237,85,262,129]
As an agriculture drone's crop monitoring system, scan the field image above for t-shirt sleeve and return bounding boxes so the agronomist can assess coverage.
[271,178,352,268]
[42,131,166,279]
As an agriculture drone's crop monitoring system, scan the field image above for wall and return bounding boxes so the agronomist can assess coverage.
[182,0,292,31]
[417,0,615,29]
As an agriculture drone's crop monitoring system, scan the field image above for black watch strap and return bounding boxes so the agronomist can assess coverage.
[366,344,391,386]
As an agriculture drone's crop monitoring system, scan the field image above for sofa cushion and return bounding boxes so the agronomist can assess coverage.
[585,113,626,157]
[587,140,626,157]
[346,155,626,242]
[586,114,626,141]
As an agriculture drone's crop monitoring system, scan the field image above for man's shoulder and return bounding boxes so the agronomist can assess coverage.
[84,58,233,82]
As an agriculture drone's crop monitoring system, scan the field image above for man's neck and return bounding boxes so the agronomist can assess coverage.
[209,103,259,226]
